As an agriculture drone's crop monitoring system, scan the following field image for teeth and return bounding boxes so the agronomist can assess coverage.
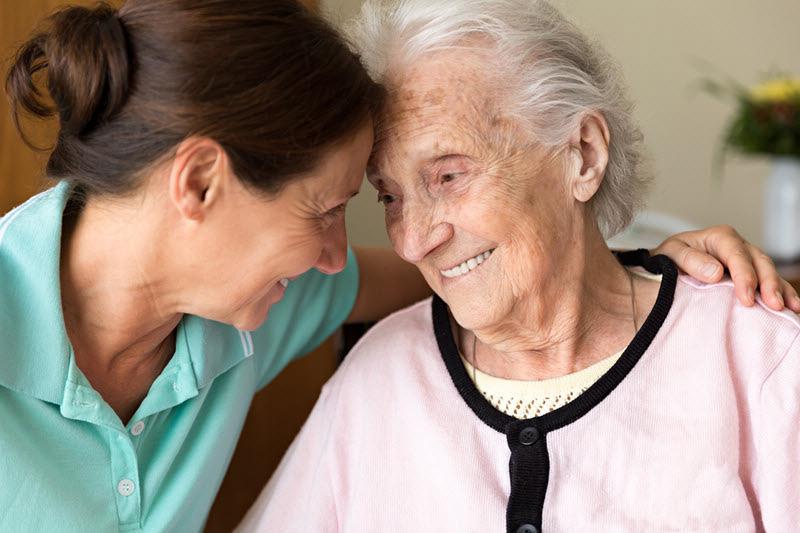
[440,250,493,278]
[279,278,289,288]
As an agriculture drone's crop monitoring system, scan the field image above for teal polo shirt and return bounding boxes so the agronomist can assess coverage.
[0,181,359,532]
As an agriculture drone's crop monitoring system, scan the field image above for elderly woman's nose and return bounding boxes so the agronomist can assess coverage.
[315,221,349,275]
[398,215,453,262]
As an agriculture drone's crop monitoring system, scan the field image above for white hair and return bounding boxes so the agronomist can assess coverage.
[346,0,649,238]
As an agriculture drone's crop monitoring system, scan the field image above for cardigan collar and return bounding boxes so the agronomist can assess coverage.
[432,249,678,434]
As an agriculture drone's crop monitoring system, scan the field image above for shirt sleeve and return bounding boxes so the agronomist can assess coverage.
[751,331,800,529]
[236,381,340,533]
[251,246,359,390]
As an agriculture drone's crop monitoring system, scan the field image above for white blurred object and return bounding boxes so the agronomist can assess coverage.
[763,157,800,262]
[607,211,696,250]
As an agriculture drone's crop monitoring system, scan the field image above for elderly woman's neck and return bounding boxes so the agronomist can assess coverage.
[462,224,657,381]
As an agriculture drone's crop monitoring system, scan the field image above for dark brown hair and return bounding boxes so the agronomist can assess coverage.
[5,0,383,196]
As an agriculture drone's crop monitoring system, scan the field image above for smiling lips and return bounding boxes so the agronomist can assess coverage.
[440,249,494,279]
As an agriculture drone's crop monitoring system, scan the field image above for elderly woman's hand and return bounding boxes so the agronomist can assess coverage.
[654,225,800,312]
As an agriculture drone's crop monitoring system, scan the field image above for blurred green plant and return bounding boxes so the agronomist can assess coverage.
[702,76,800,178]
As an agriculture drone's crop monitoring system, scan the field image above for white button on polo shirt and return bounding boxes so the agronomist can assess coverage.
[117,479,135,497]
[130,421,145,436]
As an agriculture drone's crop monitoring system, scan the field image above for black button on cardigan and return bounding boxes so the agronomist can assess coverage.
[519,427,540,445]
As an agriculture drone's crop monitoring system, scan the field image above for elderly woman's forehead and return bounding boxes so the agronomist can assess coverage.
[369,50,517,169]
[373,97,491,163]
[378,74,503,140]
[389,51,498,103]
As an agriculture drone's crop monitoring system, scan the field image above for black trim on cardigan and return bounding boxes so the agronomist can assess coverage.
[431,250,678,533]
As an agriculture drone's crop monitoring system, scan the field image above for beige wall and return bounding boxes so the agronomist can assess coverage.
[323,0,800,248]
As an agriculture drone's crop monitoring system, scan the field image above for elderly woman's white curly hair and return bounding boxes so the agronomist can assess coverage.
[346,0,650,238]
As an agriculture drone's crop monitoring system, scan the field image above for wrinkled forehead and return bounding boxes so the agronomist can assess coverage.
[368,49,510,177]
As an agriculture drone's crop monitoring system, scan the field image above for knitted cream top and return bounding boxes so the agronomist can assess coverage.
[460,351,623,419]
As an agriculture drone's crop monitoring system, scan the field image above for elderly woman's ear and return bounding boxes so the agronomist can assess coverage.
[568,113,611,203]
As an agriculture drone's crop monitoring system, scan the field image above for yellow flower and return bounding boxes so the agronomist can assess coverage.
[750,78,800,103]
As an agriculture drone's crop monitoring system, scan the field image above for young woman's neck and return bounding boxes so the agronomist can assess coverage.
[59,185,184,421]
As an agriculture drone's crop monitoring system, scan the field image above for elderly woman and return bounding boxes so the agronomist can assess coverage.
[239,1,799,531]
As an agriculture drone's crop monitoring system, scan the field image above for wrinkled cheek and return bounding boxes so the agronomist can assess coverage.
[503,248,530,301]
[287,231,327,267]
[501,223,553,301]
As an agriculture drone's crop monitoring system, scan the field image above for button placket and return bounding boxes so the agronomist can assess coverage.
[108,429,142,528]
[506,421,548,533]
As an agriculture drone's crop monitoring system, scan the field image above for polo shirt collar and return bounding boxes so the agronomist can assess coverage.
[0,182,74,404]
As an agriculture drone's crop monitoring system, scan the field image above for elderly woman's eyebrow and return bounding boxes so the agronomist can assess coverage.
[366,172,392,189]
[430,153,467,164]
[421,153,471,172]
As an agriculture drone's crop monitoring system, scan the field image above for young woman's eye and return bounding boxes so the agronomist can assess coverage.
[324,204,346,219]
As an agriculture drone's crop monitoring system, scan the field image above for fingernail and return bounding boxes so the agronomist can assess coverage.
[748,288,756,304]
[775,290,784,307]
[702,263,720,278]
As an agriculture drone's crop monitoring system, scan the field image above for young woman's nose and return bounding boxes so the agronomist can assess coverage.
[314,219,349,275]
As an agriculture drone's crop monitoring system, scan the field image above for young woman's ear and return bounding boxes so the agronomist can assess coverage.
[568,112,611,203]
[168,137,228,221]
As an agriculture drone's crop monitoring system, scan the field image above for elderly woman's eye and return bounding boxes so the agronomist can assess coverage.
[440,172,462,183]
[377,193,397,205]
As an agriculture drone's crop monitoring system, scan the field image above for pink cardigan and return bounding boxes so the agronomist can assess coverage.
[239,253,800,532]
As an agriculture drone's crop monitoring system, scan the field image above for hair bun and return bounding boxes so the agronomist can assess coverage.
[5,2,131,140]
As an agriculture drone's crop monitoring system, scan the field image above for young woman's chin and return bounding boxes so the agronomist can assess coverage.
[232,281,287,331]
[232,304,271,332]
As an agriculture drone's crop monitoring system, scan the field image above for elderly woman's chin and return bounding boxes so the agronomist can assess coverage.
[446,294,512,332]
[429,270,510,332]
